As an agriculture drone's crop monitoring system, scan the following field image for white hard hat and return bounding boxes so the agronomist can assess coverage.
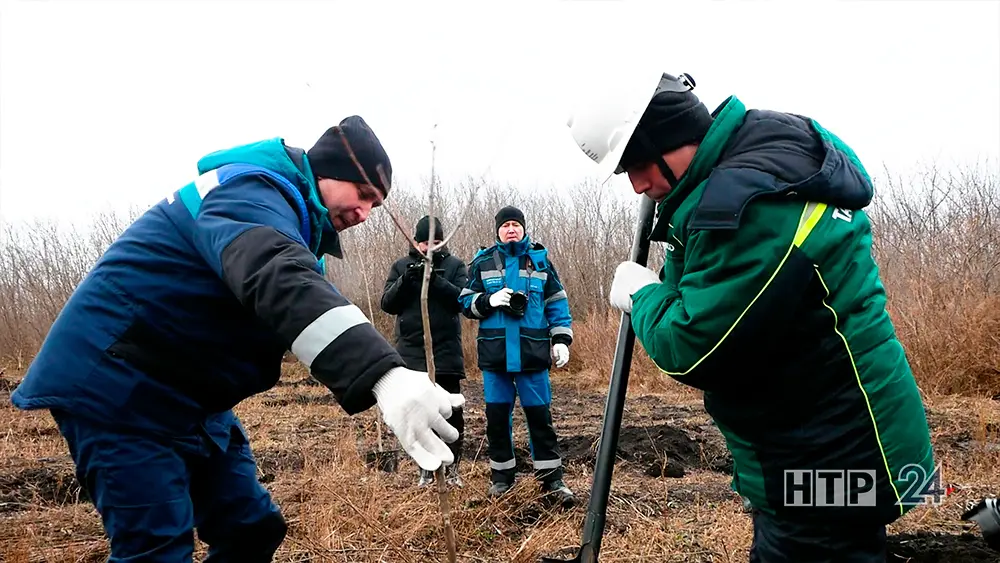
[566,70,697,182]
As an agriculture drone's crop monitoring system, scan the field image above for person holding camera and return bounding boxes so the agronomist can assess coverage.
[380,215,469,488]
[459,206,575,506]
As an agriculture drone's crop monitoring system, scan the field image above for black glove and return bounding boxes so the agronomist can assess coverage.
[404,262,424,285]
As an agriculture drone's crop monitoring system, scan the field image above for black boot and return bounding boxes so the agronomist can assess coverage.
[488,480,512,497]
[542,479,576,508]
[417,468,434,487]
[445,460,463,488]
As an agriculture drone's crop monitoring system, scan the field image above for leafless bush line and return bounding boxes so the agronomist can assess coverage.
[2,163,999,396]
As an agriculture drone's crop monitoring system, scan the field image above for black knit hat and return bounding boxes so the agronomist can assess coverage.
[495,205,526,232]
[307,115,392,195]
[618,73,714,173]
[414,215,445,243]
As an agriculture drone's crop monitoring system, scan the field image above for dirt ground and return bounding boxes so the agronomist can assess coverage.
[1,366,999,562]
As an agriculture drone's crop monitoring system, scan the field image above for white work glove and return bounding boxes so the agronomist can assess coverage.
[488,287,514,308]
[372,367,466,471]
[609,261,660,313]
[552,343,569,368]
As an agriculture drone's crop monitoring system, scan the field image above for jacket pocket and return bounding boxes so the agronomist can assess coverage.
[519,327,552,372]
[527,276,545,305]
[476,327,506,372]
[107,317,241,413]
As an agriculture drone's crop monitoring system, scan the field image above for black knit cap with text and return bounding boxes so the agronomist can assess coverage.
[307,115,392,195]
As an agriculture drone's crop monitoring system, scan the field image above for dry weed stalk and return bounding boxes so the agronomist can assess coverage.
[342,237,387,456]
[336,125,486,562]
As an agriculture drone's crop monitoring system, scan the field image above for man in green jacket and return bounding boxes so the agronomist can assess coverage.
[567,72,936,562]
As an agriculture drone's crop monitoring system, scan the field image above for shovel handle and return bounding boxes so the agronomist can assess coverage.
[575,196,657,562]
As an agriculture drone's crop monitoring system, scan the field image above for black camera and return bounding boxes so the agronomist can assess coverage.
[504,291,528,317]
[406,261,441,284]
[405,261,425,281]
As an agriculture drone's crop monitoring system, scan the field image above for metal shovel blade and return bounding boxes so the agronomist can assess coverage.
[540,197,656,563]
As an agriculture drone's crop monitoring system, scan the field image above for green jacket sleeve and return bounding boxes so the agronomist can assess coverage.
[629,199,827,391]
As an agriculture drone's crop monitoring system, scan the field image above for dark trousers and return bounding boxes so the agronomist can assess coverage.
[749,509,887,563]
[436,372,464,465]
[52,410,286,562]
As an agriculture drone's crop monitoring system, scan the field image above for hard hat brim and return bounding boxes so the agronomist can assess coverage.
[569,69,664,185]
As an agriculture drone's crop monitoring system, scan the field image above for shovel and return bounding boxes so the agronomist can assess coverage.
[541,196,657,563]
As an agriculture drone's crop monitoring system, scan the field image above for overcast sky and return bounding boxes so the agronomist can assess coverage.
[1,0,998,228]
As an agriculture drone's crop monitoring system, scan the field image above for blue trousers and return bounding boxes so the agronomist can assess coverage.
[52,410,286,562]
[483,370,563,484]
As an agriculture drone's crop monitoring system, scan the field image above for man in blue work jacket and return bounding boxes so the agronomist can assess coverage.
[11,116,464,562]
[459,205,575,507]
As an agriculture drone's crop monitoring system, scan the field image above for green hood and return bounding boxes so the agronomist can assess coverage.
[196,138,341,259]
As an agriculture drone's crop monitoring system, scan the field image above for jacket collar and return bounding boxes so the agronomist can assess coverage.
[649,95,747,241]
[285,146,344,259]
[496,235,531,257]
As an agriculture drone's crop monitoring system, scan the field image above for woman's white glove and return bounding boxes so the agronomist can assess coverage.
[372,367,466,471]
[609,262,660,313]
[489,287,514,308]
[552,343,569,368]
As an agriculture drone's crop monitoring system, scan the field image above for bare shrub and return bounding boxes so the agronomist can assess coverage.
[869,161,1000,395]
[0,207,141,366]
[3,163,999,398]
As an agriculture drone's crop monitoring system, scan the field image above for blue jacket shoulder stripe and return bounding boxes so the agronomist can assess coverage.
[469,248,495,271]
[178,163,313,248]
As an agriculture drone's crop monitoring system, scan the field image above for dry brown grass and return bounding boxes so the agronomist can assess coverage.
[3,163,1000,561]
[2,362,999,562]
[0,363,751,563]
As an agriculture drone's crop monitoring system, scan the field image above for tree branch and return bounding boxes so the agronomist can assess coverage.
[334,124,466,562]
[335,127,423,255]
